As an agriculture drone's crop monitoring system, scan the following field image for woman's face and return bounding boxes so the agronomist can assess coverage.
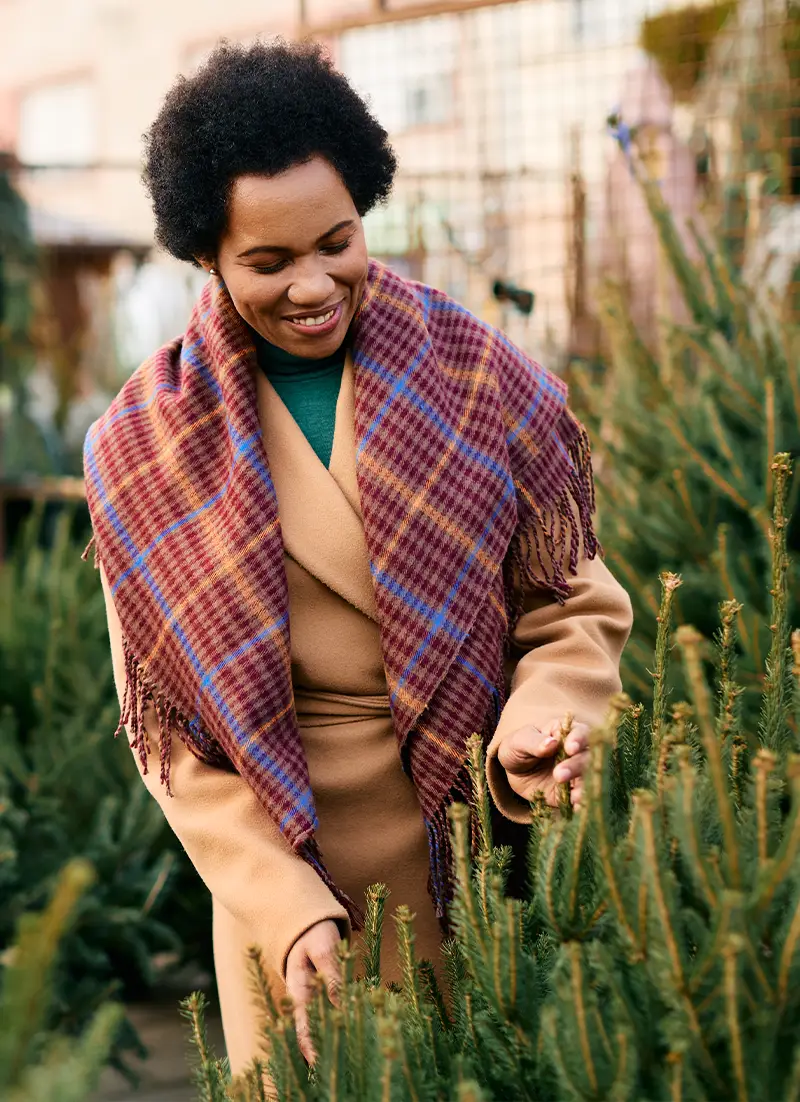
[206,157,369,358]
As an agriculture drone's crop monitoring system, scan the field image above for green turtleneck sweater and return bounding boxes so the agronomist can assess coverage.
[254,334,346,469]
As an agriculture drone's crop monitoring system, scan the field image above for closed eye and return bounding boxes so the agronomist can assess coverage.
[252,236,353,275]
[320,238,352,256]
[252,259,289,275]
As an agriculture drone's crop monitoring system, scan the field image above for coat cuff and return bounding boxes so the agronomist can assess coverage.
[277,904,351,980]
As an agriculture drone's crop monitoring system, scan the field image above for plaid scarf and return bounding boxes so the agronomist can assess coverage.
[83,260,597,927]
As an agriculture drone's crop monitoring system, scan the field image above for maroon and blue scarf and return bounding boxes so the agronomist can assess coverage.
[83,260,597,926]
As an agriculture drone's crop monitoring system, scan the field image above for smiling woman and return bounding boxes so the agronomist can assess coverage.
[83,39,633,1078]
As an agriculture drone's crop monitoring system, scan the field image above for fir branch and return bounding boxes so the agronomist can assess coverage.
[590,699,642,957]
[785,1044,800,1102]
[672,747,718,910]
[393,907,424,1021]
[416,959,450,1031]
[717,599,745,750]
[753,751,778,868]
[766,382,777,501]
[755,758,800,915]
[567,942,599,1095]
[556,713,575,819]
[0,859,95,1089]
[454,1080,487,1102]
[779,890,800,1009]
[723,937,749,1102]
[361,884,390,989]
[247,947,280,1027]
[762,455,794,755]
[635,791,722,1090]
[676,625,741,888]
[673,466,707,542]
[668,1050,684,1102]
[541,821,567,941]
[566,805,591,927]
[180,992,227,1102]
[665,419,766,535]
[652,573,682,746]
[466,733,493,861]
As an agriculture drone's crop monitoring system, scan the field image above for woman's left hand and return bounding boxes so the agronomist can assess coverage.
[497,717,591,808]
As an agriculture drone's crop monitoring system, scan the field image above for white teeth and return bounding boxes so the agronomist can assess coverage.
[293,309,335,328]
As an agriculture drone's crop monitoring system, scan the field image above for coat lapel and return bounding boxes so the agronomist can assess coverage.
[255,356,379,624]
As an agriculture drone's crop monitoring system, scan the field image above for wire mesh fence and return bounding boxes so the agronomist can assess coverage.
[329,0,799,363]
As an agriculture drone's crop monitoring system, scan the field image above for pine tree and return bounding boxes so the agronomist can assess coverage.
[570,123,800,712]
[0,860,123,1102]
[183,452,800,1100]
[0,509,190,1078]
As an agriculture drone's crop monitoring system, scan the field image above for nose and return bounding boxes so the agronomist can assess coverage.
[287,258,336,308]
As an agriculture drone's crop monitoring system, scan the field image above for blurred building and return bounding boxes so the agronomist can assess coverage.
[1,0,795,381]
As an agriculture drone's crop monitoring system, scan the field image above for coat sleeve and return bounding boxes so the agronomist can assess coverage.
[486,553,633,823]
[99,564,349,978]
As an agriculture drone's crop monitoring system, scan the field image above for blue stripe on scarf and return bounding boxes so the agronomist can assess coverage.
[183,340,223,403]
[356,354,514,493]
[370,566,465,643]
[455,653,500,700]
[85,431,314,824]
[195,611,290,715]
[88,382,182,444]
[355,339,431,457]
[422,298,563,449]
[391,486,513,701]
[109,432,263,594]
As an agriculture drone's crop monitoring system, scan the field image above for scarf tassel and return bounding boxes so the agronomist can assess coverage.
[81,535,100,570]
[115,635,231,795]
[507,409,599,622]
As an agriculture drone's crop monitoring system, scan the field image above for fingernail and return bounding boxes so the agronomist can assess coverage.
[542,735,559,751]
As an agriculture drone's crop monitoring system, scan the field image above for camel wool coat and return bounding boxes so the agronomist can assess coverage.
[100,356,633,1075]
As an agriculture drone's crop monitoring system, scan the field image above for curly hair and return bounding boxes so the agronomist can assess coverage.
[142,39,397,264]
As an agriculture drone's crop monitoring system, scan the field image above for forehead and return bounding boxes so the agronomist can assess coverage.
[225,158,357,248]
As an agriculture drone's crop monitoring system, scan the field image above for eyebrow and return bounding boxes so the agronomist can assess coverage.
[236,220,356,259]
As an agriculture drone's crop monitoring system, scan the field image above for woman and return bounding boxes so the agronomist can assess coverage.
[84,41,632,1073]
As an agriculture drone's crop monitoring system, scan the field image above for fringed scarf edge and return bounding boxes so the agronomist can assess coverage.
[84,537,366,931]
[504,406,598,631]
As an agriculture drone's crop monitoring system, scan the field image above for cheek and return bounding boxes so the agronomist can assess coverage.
[340,242,369,287]
[227,271,284,316]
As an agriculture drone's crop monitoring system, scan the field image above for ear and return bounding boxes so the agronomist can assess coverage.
[195,258,217,274]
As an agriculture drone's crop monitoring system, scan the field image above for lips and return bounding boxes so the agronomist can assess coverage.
[284,302,344,337]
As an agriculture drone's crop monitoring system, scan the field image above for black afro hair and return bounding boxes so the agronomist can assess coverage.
[142,39,397,264]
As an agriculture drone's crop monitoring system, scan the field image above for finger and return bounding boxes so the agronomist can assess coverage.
[286,966,316,1063]
[564,723,591,757]
[539,717,563,740]
[308,946,342,1007]
[553,750,590,785]
[498,725,560,774]
[293,1002,315,1064]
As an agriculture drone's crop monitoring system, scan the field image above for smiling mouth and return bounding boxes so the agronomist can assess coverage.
[285,303,343,329]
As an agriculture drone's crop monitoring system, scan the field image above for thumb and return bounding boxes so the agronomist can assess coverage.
[498,724,560,774]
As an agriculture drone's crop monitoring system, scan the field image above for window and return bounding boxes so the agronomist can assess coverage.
[340,17,457,133]
[406,74,453,128]
[18,79,96,166]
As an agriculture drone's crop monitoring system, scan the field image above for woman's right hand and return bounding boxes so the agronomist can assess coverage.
[285,919,343,1063]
